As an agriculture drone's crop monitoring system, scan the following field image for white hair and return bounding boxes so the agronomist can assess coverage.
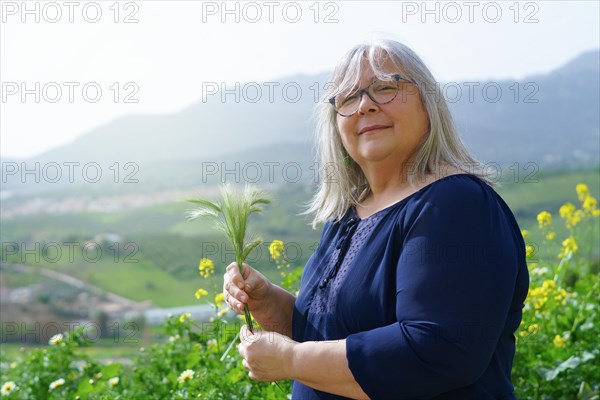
[305,39,492,228]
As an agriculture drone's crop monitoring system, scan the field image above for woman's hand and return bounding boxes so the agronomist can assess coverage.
[237,324,297,382]
[237,326,369,399]
[223,262,271,314]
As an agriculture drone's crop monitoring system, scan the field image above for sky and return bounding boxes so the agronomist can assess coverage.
[1,0,599,159]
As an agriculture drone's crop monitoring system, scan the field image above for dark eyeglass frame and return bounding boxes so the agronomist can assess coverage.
[328,74,414,117]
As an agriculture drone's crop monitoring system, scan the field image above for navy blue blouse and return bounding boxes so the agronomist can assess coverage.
[292,174,529,400]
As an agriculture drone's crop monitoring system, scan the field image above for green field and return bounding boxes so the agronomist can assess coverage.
[498,168,600,223]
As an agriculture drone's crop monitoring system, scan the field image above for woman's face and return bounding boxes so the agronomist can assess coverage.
[336,58,430,172]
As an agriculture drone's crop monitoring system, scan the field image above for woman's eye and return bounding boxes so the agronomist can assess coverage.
[375,85,396,92]
[341,93,358,105]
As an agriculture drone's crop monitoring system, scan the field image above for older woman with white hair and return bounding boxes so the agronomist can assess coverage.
[223,39,529,400]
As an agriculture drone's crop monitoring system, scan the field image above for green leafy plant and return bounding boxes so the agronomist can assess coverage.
[187,184,271,332]
[514,183,599,399]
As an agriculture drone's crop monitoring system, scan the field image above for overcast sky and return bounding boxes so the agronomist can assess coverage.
[1,0,599,158]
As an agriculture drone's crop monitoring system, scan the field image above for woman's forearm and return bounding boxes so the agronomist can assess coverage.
[289,340,370,399]
[251,283,296,337]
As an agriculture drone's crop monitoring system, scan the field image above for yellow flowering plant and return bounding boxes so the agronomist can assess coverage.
[193,258,226,312]
[269,240,284,263]
[537,211,552,229]
[268,239,305,294]
[514,183,599,398]
[183,254,234,357]
[199,258,215,278]
[194,288,208,300]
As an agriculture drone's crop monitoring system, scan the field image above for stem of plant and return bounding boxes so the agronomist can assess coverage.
[220,331,239,362]
[570,279,599,335]
[237,261,254,333]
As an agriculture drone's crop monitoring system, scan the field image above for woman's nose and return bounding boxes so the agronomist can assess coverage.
[357,92,379,115]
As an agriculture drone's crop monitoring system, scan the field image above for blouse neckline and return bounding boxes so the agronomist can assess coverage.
[352,173,478,221]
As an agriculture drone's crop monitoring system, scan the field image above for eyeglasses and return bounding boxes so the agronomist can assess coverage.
[329,74,414,117]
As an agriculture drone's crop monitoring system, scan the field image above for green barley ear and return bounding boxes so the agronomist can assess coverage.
[242,238,263,261]
[187,183,270,333]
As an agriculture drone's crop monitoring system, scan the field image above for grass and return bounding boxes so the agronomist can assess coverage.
[69,261,203,307]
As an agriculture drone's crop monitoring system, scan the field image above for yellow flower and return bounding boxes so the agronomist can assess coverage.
[525,245,534,258]
[553,334,567,348]
[583,195,597,212]
[554,288,571,305]
[108,377,119,388]
[558,236,578,258]
[537,211,552,229]
[541,280,557,291]
[179,313,192,323]
[217,308,229,318]
[527,323,539,334]
[532,295,547,310]
[1,382,17,396]
[570,209,584,228]
[559,202,575,219]
[546,232,556,241]
[528,280,560,310]
[559,202,584,228]
[199,258,215,278]
[520,230,529,240]
[195,288,208,300]
[48,333,63,346]
[269,240,284,261]
[576,183,589,202]
[177,369,194,384]
[214,292,225,306]
[49,378,65,391]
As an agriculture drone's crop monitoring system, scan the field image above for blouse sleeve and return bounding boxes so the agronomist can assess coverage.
[345,179,525,399]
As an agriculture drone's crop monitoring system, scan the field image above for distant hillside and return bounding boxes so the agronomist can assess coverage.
[450,50,600,166]
[32,72,330,164]
[3,50,599,196]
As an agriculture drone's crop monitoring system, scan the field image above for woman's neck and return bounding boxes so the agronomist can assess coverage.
[355,162,459,219]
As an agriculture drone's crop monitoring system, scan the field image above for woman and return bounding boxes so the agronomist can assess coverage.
[223,39,529,400]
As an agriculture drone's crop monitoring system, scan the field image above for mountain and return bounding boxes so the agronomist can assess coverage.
[449,49,600,167]
[32,72,330,164]
[4,51,599,195]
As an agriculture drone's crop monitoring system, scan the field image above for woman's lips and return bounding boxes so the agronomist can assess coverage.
[359,125,391,135]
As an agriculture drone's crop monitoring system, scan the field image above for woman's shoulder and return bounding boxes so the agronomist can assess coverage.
[419,173,492,201]
[392,173,510,224]
[387,173,494,212]
[406,173,520,229]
